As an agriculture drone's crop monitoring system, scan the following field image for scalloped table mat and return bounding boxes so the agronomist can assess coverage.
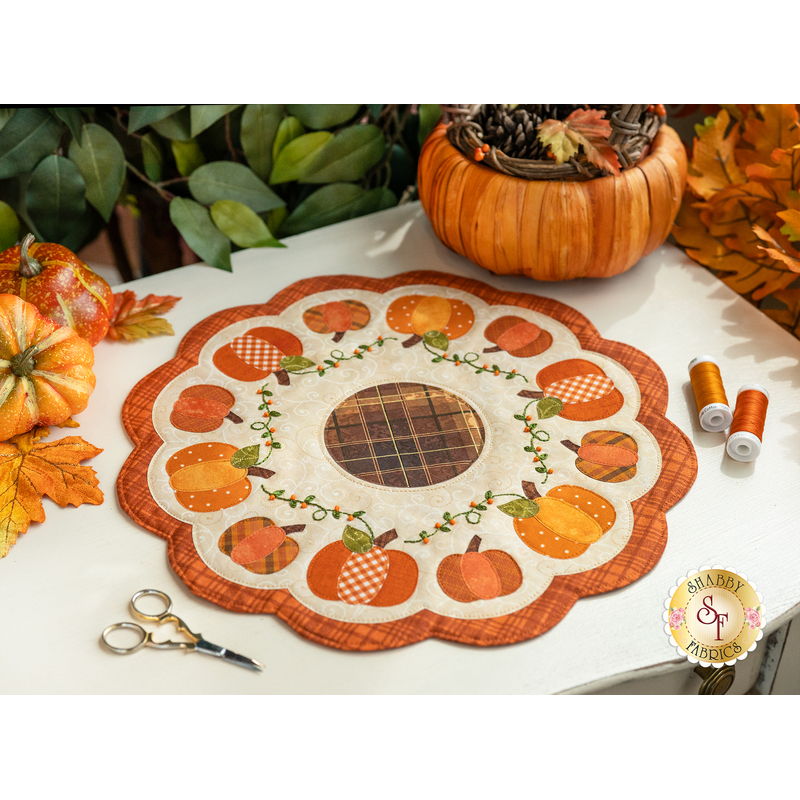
[118,271,697,651]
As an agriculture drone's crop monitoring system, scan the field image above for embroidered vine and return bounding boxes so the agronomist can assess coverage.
[283,336,397,377]
[513,396,562,485]
[245,387,282,465]
[422,331,529,383]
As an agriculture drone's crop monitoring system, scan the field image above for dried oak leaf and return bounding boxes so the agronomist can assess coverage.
[106,291,181,341]
[686,109,746,200]
[736,104,800,171]
[537,108,621,175]
[0,426,103,558]
[746,144,800,198]
[752,224,800,272]
[778,208,800,241]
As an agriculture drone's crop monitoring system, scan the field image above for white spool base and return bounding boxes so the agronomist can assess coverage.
[737,383,770,402]
[698,402,732,433]
[688,355,719,372]
[726,430,762,462]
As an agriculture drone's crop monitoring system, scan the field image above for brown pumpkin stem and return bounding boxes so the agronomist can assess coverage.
[402,333,422,348]
[374,529,398,548]
[246,467,276,479]
[18,234,43,278]
[518,389,544,400]
[466,535,481,553]
[332,330,345,343]
[275,368,290,386]
[521,480,541,500]
[561,439,580,454]
[483,345,502,353]
[225,411,244,424]
[283,524,306,534]
[9,344,39,377]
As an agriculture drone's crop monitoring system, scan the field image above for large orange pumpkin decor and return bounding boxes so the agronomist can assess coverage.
[386,295,474,347]
[0,234,113,345]
[307,528,418,606]
[437,535,522,603]
[212,326,304,385]
[417,123,687,280]
[0,294,95,441]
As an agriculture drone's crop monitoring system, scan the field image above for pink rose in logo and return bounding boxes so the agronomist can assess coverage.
[669,607,685,630]
[745,606,761,630]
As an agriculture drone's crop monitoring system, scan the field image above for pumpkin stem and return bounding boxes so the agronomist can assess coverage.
[483,345,502,353]
[374,529,398,548]
[19,234,43,278]
[466,535,481,553]
[275,368,290,386]
[518,389,544,400]
[9,344,39,377]
[332,330,345,343]
[225,411,244,424]
[561,439,581,454]
[246,467,276,480]
[282,524,306,534]
[402,333,422,348]
[521,480,541,500]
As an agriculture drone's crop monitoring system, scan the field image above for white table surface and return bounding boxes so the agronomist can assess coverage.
[2,202,798,695]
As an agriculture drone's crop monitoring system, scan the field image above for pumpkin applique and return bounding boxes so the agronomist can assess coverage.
[386,294,474,347]
[0,234,114,346]
[218,516,305,574]
[483,315,552,358]
[437,535,522,603]
[170,385,243,433]
[213,326,304,384]
[303,299,370,342]
[513,480,616,559]
[166,442,275,512]
[520,358,624,421]
[0,293,95,441]
[561,430,638,483]
[307,528,418,606]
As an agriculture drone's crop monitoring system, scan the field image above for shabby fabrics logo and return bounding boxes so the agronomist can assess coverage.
[664,566,765,667]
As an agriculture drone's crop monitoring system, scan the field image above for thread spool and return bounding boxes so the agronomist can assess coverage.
[688,356,732,432]
[726,384,770,462]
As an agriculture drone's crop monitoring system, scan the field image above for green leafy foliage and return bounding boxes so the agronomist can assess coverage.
[0,201,19,250]
[241,104,281,180]
[190,105,240,138]
[285,104,361,130]
[169,197,231,271]
[129,106,186,133]
[171,139,205,177]
[0,108,63,180]
[302,125,385,183]
[189,161,284,212]
[67,123,126,222]
[270,131,333,184]
[25,155,87,243]
[210,200,284,248]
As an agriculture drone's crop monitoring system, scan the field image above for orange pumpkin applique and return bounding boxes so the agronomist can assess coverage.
[166,443,274,512]
[386,294,474,347]
[170,385,243,433]
[483,315,553,357]
[513,481,616,559]
[219,516,304,574]
[303,299,370,342]
[307,528,418,606]
[213,326,303,384]
[0,293,95,441]
[437,535,522,602]
[561,430,638,483]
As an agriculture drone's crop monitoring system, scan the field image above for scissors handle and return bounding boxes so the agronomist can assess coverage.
[101,622,191,654]
[130,589,200,643]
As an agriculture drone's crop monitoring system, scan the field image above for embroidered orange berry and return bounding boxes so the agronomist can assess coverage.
[422,537,430,544]
[269,427,276,433]
[317,365,324,371]
[301,502,307,509]
[354,348,359,354]
[455,360,461,366]
[524,426,530,433]
[482,363,489,369]
[256,389,263,394]
[435,523,441,529]
[449,518,456,526]
[377,335,383,341]
[290,495,296,501]
[512,369,517,374]
[536,446,542,452]
[268,494,275,501]
[263,412,270,417]
[334,362,340,368]
[494,370,500,376]
[267,399,273,405]
[367,347,372,352]
[533,456,540,462]
[470,501,477,507]
[334,505,340,512]
[481,143,490,153]
[525,415,532,421]
[442,352,448,358]
[265,440,272,447]
[474,147,485,161]
[347,514,354,521]
[547,468,553,474]
[487,498,493,505]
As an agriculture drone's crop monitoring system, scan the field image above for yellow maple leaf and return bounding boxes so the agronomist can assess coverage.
[686,109,746,200]
[0,426,103,558]
[778,207,800,241]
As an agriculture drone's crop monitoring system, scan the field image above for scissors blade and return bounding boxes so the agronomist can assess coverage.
[194,638,264,672]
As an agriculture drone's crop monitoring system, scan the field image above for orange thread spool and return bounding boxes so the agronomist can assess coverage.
[688,356,731,432]
[726,384,769,462]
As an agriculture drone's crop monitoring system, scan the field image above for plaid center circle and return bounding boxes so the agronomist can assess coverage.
[324,382,486,488]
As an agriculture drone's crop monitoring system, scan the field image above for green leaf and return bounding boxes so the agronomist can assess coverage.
[301,124,385,183]
[423,330,449,350]
[190,105,240,138]
[280,355,315,372]
[269,131,332,184]
[128,106,186,134]
[52,108,84,144]
[278,182,362,236]
[0,108,62,180]
[285,104,360,130]
[141,132,164,182]
[418,104,443,147]
[169,197,231,271]
[230,444,260,469]
[150,108,192,141]
[342,525,373,554]
[25,155,87,243]
[189,161,285,213]
[210,200,284,248]
[272,116,305,162]
[497,498,540,519]
[0,201,20,250]
[67,123,125,221]
[0,108,16,134]
[536,397,563,420]
[240,104,281,180]
[171,138,205,177]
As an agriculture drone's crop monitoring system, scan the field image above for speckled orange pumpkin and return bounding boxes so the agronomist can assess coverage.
[386,294,474,347]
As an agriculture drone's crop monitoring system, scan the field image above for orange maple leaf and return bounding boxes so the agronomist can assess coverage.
[537,108,621,175]
[686,109,746,200]
[0,427,103,558]
[106,291,181,341]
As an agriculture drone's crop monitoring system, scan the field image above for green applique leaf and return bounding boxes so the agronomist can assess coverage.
[0,201,20,251]
[537,397,563,419]
[497,498,539,518]
[0,107,63,180]
[423,330,449,350]
[342,525,372,554]
[128,106,186,134]
[68,123,126,221]
[285,104,360,130]
[189,161,285,213]
[230,445,260,469]
[280,355,316,372]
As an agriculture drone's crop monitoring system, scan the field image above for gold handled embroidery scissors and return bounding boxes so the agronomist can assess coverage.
[101,589,264,672]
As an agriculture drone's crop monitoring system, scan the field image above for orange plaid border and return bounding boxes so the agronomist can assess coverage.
[117,270,697,651]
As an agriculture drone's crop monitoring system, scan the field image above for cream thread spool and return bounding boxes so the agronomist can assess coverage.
[688,356,732,432]
[726,383,770,462]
